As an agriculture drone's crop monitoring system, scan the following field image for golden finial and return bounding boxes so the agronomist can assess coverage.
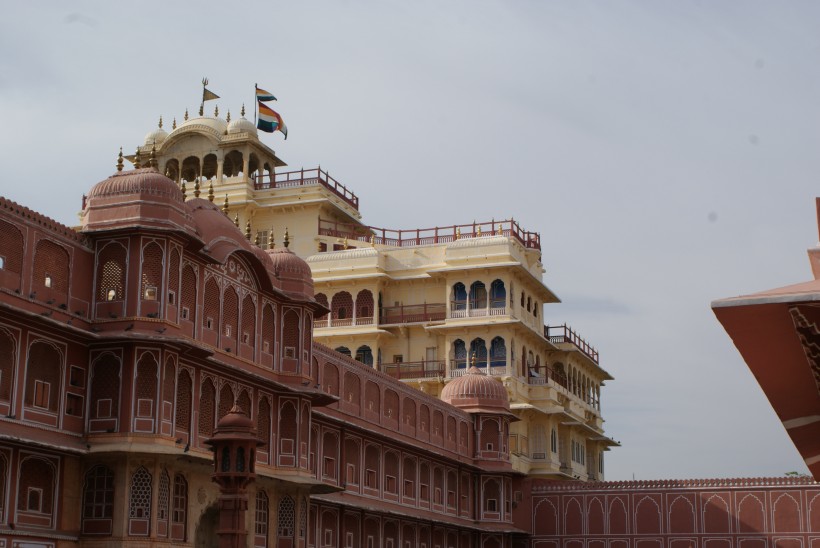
[214,105,219,117]
[234,214,240,227]
[133,147,141,169]
[158,116,163,129]
[208,182,215,202]
[283,227,290,248]
[254,232,260,246]
[369,234,375,247]
[172,117,177,130]
[471,353,477,367]
[245,220,252,241]
[226,110,231,123]
[116,147,123,172]
[222,194,229,215]
[181,180,187,200]
[317,240,323,252]
[455,227,461,240]
[269,229,275,250]
[241,104,246,117]
[343,237,349,250]
[477,225,482,237]
[497,225,503,236]
[194,180,201,198]
[184,108,189,121]
[149,144,157,168]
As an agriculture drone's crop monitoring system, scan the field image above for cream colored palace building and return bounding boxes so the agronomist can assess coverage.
[131,107,617,481]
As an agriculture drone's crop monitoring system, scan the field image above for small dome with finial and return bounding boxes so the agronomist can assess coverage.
[266,229,314,298]
[440,366,511,415]
[227,110,258,136]
[144,116,169,145]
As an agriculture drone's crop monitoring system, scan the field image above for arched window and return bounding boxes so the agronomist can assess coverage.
[261,304,275,356]
[453,339,467,368]
[314,294,329,322]
[180,264,197,324]
[203,278,220,330]
[25,341,62,413]
[82,465,114,534]
[0,329,16,402]
[355,345,373,367]
[331,292,353,323]
[469,281,487,310]
[355,289,374,322]
[157,469,169,534]
[257,397,271,454]
[96,242,127,302]
[171,474,187,540]
[334,346,351,357]
[0,220,24,276]
[490,337,506,367]
[241,294,256,349]
[282,309,300,364]
[181,156,200,183]
[33,240,69,294]
[470,338,487,367]
[18,456,55,519]
[140,241,163,304]
[128,466,152,535]
[175,368,192,433]
[199,378,216,437]
[202,153,218,180]
[255,490,269,544]
[133,353,158,432]
[452,283,467,311]
[490,279,506,308]
[222,286,238,350]
[218,383,234,420]
[223,150,244,177]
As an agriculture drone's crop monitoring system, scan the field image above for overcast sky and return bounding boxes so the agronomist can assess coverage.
[2,1,819,480]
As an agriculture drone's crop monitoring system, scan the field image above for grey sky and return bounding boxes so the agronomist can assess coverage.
[2,0,818,479]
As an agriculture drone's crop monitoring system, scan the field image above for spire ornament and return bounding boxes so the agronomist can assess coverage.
[184,109,189,121]
[241,104,245,117]
[149,144,157,168]
[245,220,252,241]
[234,214,240,227]
[116,147,124,172]
[134,147,141,169]
[208,182,215,202]
[181,180,187,200]
[194,180,201,198]
[226,110,231,123]
[269,229,275,250]
[222,194,229,216]
[172,117,177,130]
[158,116,163,129]
[283,228,290,248]
[254,232,260,246]
[214,105,219,117]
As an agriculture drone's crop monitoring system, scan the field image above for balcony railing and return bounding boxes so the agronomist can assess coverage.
[380,303,446,324]
[449,301,507,319]
[254,168,359,210]
[544,324,599,364]
[318,218,541,250]
[527,365,569,390]
[314,317,374,329]
[383,360,445,380]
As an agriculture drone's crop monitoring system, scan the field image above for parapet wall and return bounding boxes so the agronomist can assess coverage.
[527,478,819,548]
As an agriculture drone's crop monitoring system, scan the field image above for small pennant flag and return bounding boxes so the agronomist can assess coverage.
[202,88,220,102]
[257,101,287,138]
[256,86,277,102]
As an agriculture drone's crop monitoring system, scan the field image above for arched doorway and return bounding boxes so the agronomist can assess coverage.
[194,503,219,548]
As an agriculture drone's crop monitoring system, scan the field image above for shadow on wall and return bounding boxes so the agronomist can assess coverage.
[195,503,219,548]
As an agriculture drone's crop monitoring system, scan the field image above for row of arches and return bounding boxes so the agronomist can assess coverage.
[314,289,374,327]
[162,149,273,184]
[451,280,506,316]
[0,218,72,300]
[452,337,507,368]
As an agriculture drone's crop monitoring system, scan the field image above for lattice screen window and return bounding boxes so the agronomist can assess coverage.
[0,220,23,274]
[181,265,197,321]
[168,249,180,302]
[277,496,295,537]
[242,295,256,346]
[222,287,238,343]
[282,310,300,358]
[199,379,216,436]
[82,464,114,520]
[91,355,119,419]
[96,243,127,301]
[175,369,192,431]
[299,497,307,538]
[135,354,157,414]
[218,384,234,419]
[257,397,271,450]
[128,467,152,519]
[261,304,274,354]
[33,240,69,293]
[0,331,15,401]
[141,242,163,301]
[203,278,220,329]
[157,469,170,521]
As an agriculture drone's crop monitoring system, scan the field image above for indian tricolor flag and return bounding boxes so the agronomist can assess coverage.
[257,101,287,139]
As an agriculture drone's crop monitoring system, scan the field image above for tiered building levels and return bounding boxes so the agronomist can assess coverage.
[135,107,617,482]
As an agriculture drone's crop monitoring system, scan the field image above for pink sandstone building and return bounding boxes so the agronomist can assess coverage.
[0,97,816,548]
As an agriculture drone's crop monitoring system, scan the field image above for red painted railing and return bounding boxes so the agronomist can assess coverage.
[545,324,599,364]
[527,365,569,390]
[380,303,446,324]
[318,218,541,251]
[254,168,359,210]
[383,360,446,380]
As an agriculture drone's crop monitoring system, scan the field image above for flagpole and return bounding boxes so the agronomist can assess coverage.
[254,83,257,124]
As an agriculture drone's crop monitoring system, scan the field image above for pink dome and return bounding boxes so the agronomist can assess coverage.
[441,366,510,414]
[88,167,183,203]
[266,247,314,297]
[216,405,254,430]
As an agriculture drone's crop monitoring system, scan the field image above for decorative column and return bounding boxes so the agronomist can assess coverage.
[205,405,263,548]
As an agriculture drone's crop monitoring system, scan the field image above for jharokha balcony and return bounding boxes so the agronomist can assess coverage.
[318,218,541,251]
[254,167,360,210]
[544,324,599,364]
